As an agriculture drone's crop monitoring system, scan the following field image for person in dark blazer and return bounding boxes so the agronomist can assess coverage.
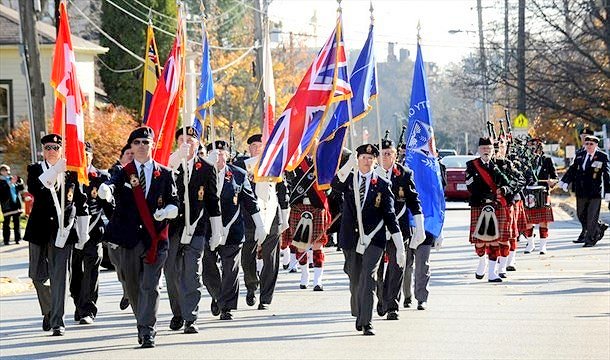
[0,164,24,245]
[98,126,179,348]
[331,144,404,336]
[202,140,266,320]
[559,135,610,247]
[23,134,89,336]
[164,126,221,334]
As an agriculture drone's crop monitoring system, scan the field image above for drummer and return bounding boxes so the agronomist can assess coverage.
[523,138,557,255]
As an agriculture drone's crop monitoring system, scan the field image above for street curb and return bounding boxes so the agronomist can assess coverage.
[0,276,33,297]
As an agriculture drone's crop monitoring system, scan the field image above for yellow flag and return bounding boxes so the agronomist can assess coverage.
[141,22,161,123]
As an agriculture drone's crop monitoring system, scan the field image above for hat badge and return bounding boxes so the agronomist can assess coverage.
[53,136,58,142]
[366,145,372,153]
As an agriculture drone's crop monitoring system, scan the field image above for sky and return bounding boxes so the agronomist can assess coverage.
[268,0,492,66]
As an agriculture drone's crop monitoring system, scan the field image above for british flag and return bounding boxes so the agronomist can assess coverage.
[255,16,351,182]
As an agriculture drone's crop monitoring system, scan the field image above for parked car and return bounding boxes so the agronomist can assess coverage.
[437,149,458,159]
[441,155,477,200]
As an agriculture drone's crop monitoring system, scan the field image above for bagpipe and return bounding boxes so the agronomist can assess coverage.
[396,125,407,163]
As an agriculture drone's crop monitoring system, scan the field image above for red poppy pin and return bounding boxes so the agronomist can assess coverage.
[371,177,378,186]
[195,162,202,171]
[392,166,400,177]
[89,172,97,178]
[153,170,161,179]
[225,169,233,181]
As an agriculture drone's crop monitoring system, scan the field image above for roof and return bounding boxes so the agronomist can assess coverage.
[0,4,107,54]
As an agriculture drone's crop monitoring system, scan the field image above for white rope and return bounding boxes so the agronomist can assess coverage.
[97,57,143,73]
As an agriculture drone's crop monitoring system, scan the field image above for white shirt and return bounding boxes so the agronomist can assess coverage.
[134,158,153,196]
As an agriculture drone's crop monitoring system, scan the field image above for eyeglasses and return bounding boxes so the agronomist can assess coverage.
[132,139,151,146]
[44,144,61,151]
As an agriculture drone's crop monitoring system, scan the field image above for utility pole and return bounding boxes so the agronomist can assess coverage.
[504,0,509,107]
[477,0,489,127]
[19,0,47,162]
[253,0,266,130]
[517,0,526,116]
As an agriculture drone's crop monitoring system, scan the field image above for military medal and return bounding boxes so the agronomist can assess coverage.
[67,188,74,201]
[233,194,238,205]
[198,186,204,201]
[398,186,405,198]
[91,187,98,199]
[374,192,381,208]
[157,196,164,208]
[129,174,139,187]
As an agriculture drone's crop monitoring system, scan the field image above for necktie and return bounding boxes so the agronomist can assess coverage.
[583,155,591,170]
[359,175,366,205]
[139,164,147,194]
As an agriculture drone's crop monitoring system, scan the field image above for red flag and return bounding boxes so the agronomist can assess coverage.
[262,26,275,143]
[146,8,185,166]
[51,1,88,185]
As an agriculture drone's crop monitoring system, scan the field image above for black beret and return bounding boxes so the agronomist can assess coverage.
[478,137,493,146]
[128,126,154,144]
[41,134,62,145]
[356,143,379,157]
[247,134,262,145]
[120,143,131,156]
[206,140,229,152]
[585,135,599,143]
[175,126,200,141]
[381,139,395,149]
[85,141,93,153]
[580,127,594,135]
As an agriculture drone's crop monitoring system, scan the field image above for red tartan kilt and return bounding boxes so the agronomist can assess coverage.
[289,204,328,250]
[515,200,529,232]
[280,231,292,250]
[525,205,554,224]
[469,204,511,246]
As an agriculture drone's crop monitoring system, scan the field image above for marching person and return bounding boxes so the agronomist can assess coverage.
[202,140,266,320]
[69,142,112,325]
[164,126,221,333]
[559,135,610,247]
[234,134,290,310]
[0,164,25,245]
[522,138,557,255]
[24,134,89,336]
[374,139,425,318]
[98,126,179,348]
[332,144,405,336]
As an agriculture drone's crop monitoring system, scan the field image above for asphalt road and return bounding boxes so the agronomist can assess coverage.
[0,204,608,359]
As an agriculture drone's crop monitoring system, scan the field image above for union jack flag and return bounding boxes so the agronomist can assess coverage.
[255,16,351,182]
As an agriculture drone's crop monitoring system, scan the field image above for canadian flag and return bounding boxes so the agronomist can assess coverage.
[262,27,275,143]
[51,1,88,185]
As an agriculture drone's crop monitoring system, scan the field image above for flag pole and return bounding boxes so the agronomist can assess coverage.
[370,2,384,174]
[180,1,191,238]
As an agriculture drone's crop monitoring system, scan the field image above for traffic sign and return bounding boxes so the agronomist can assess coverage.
[513,113,529,128]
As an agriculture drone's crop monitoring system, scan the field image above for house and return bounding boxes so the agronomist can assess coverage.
[0,4,107,139]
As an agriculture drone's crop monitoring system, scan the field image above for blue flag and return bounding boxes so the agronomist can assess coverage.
[193,30,215,136]
[315,25,377,189]
[404,44,445,238]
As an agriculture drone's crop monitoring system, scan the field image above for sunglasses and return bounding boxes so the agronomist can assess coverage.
[132,139,151,146]
[44,144,61,151]
[584,142,596,146]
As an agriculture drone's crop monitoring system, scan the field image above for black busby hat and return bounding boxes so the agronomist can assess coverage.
[585,135,599,143]
[247,134,263,145]
[85,141,93,153]
[128,126,154,144]
[381,139,395,149]
[206,140,229,152]
[356,143,379,157]
[175,126,200,141]
[580,127,594,135]
[478,137,493,146]
[41,134,62,145]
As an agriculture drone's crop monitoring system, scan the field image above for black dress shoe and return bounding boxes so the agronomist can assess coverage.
[362,325,375,336]
[583,242,595,248]
[376,302,386,317]
[51,327,65,336]
[219,311,233,320]
[282,264,289,270]
[138,336,142,345]
[313,285,323,291]
[539,251,546,255]
[417,302,427,310]
[488,278,503,283]
[120,297,130,311]
[141,335,155,348]
[573,238,585,244]
[299,284,307,289]
[386,311,399,320]
[42,314,51,331]
[246,291,256,306]
[403,298,412,308]
[258,303,268,310]
[475,273,485,280]
[288,268,297,273]
[308,263,314,269]
[499,273,507,279]
[184,321,199,334]
[79,316,94,325]
[74,311,80,322]
[169,316,184,330]
[355,323,362,331]
[506,265,516,272]
[211,299,220,316]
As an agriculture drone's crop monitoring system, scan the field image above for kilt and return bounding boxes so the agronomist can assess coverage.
[289,204,328,251]
[469,204,511,248]
[525,205,554,224]
[280,231,292,250]
[515,200,529,233]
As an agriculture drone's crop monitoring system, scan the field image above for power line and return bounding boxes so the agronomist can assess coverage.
[97,57,143,73]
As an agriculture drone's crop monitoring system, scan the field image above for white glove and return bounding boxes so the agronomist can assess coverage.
[209,216,223,251]
[558,180,569,192]
[54,227,70,248]
[206,149,219,167]
[98,183,113,201]
[605,194,610,202]
[375,164,389,180]
[356,234,371,255]
[434,231,444,251]
[336,154,356,183]
[279,208,290,233]
[53,158,67,173]
[252,212,268,246]
[153,204,179,221]
[410,214,426,249]
[38,158,67,189]
[168,145,188,171]
[74,215,91,250]
[391,232,406,268]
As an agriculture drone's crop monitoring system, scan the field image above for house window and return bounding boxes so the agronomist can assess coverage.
[0,80,13,138]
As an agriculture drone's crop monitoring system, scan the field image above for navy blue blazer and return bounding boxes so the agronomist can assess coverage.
[561,149,610,199]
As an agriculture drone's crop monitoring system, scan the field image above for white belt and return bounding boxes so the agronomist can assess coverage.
[220,206,241,245]
[396,205,407,221]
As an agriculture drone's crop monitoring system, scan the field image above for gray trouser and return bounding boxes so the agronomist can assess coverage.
[166,234,205,322]
[70,239,102,319]
[403,244,432,303]
[203,242,241,311]
[242,215,280,305]
[343,245,384,328]
[106,243,128,300]
[29,242,72,329]
[120,240,168,338]
[376,239,404,312]
[576,197,602,241]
